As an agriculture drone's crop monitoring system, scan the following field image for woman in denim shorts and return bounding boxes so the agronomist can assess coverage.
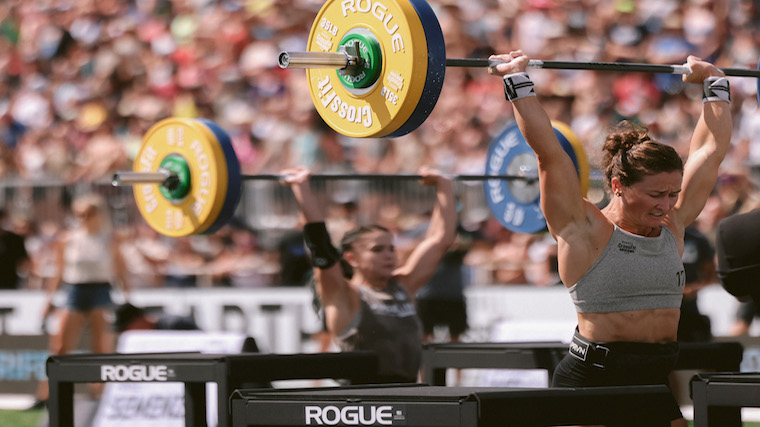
[44,193,131,358]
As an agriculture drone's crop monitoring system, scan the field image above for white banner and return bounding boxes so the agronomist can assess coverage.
[92,330,249,427]
[0,284,744,349]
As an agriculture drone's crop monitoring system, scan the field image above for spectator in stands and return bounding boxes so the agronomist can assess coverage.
[491,229,535,285]
[208,226,277,288]
[730,301,760,336]
[114,302,199,333]
[276,225,313,287]
[162,236,206,288]
[715,208,760,336]
[281,166,456,383]
[677,225,716,343]
[18,218,59,291]
[117,220,170,288]
[0,208,31,289]
[44,193,131,357]
[31,194,131,407]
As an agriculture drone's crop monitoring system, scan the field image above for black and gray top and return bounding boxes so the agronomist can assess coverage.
[335,281,422,382]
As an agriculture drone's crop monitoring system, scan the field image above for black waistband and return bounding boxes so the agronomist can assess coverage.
[569,329,679,369]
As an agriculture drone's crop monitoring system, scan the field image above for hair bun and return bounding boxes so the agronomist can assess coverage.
[603,121,650,155]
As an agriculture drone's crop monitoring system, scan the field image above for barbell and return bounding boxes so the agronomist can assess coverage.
[112,117,588,236]
[278,0,760,138]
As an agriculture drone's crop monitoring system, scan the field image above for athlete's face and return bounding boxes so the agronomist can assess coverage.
[347,230,398,280]
[622,171,683,228]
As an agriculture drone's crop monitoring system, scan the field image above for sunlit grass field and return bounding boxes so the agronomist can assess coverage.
[0,408,45,427]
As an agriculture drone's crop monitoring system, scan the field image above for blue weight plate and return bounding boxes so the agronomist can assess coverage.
[484,123,585,233]
[484,123,545,233]
[554,128,579,176]
[196,118,242,234]
[387,0,446,137]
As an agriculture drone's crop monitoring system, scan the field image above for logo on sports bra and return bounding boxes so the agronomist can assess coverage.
[618,241,636,253]
[676,269,686,287]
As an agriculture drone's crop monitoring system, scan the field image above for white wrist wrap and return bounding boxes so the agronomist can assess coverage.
[503,72,536,102]
[702,76,730,104]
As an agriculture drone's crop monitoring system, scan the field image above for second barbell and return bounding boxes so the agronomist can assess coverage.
[112,117,589,236]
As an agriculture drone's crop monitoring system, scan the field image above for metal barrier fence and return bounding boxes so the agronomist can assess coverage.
[0,177,493,235]
[2,177,536,290]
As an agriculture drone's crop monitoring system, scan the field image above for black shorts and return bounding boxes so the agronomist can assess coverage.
[416,298,468,336]
[552,329,682,422]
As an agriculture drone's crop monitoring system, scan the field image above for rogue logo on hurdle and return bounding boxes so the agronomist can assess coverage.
[101,364,171,382]
[305,404,406,425]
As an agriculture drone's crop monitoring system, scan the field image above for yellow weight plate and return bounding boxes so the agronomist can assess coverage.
[306,0,430,138]
[133,118,229,237]
[552,121,590,197]
[192,120,231,234]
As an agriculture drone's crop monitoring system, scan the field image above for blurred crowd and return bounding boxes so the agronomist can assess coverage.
[1,0,760,291]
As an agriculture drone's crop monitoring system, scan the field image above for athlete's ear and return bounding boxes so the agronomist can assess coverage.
[342,250,358,268]
[611,177,623,197]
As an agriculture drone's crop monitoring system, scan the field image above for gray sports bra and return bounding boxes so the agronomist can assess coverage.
[568,225,685,313]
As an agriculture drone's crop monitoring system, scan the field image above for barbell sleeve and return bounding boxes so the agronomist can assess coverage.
[112,170,176,188]
[278,51,353,69]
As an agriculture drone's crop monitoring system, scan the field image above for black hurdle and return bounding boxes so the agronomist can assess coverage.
[690,372,760,427]
[46,350,378,427]
[421,341,744,386]
[230,383,677,426]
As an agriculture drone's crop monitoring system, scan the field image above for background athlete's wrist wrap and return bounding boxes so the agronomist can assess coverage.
[503,72,536,102]
[702,76,731,104]
[303,222,340,269]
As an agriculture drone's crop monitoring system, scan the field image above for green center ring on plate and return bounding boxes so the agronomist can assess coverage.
[159,154,191,200]
[337,31,382,89]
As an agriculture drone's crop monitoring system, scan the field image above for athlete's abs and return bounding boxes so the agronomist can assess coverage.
[578,308,681,343]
